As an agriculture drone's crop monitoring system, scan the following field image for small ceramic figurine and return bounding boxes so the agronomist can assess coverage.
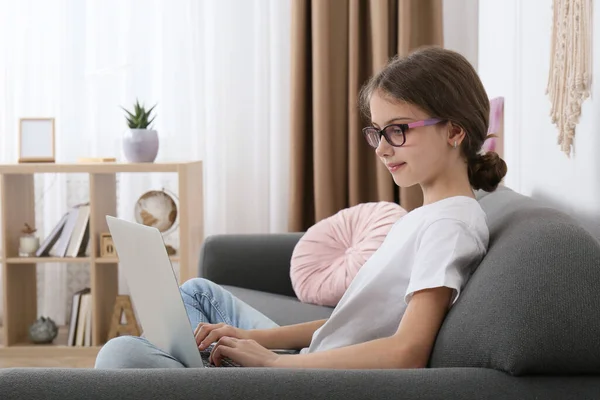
[19,223,39,257]
[29,316,59,344]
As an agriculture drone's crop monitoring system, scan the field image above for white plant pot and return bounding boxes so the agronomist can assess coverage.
[19,236,39,257]
[123,129,159,163]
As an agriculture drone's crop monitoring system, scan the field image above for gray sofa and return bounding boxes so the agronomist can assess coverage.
[2,187,600,399]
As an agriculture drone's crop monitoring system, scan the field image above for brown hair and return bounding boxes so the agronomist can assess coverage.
[359,46,507,192]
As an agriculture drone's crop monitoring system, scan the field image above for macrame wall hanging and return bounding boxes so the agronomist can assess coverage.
[547,0,592,157]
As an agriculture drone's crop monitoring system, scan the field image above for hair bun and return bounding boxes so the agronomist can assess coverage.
[468,152,508,192]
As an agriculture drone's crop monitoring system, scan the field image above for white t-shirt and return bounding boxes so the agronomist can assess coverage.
[301,196,489,354]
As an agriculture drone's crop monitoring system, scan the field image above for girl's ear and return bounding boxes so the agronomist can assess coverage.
[447,122,466,147]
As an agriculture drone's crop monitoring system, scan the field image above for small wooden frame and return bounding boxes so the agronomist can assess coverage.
[18,118,56,163]
[106,295,140,340]
[100,232,116,258]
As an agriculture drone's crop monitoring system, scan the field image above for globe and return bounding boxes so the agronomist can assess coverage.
[134,190,178,233]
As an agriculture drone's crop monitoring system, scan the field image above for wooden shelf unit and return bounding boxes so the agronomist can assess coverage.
[5,257,92,264]
[0,161,204,352]
[0,324,101,359]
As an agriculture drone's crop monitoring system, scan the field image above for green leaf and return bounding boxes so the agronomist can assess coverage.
[146,104,157,116]
[135,99,144,115]
[147,115,156,128]
[121,106,136,120]
[123,100,157,129]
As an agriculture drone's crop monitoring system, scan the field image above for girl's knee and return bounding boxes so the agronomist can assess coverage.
[180,277,218,296]
[100,335,143,351]
[94,336,152,369]
[95,335,185,369]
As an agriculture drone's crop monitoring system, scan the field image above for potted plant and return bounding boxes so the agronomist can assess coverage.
[121,99,159,163]
[19,223,39,257]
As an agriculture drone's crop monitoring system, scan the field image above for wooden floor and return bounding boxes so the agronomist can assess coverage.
[0,326,97,368]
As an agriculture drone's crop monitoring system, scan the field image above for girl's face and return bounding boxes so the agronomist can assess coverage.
[369,91,454,188]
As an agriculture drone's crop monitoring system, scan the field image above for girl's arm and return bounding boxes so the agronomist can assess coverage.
[272,287,452,369]
[250,319,327,350]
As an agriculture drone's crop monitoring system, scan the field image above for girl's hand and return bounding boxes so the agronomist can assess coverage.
[209,336,280,368]
[194,322,249,351]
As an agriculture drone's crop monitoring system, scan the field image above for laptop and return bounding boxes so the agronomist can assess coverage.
[106,216,236,368]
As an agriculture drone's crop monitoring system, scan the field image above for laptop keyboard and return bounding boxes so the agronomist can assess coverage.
[200,345,241,368]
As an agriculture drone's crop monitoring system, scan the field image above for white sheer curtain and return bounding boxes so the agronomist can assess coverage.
[0,0,291,325]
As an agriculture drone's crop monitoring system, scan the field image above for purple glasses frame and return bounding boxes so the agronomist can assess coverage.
[362,118,444,148]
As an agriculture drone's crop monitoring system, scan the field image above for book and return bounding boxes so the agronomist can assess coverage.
[67,287,90,346]
[84,299,92,346]
[49,208,80,257]
[35,212,69,257]
[49,203,89,258]
[84,234,91,257]
[77,157,117,163]
[65,205,90,257]
[76,292,92,346]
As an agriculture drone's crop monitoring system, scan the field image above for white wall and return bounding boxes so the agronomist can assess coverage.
[443,0,479,70]
[478,0,600,237]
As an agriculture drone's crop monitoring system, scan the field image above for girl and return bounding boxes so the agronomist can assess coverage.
[95,46,507,369]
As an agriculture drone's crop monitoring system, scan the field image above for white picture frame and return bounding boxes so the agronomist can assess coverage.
[18,118,56,163]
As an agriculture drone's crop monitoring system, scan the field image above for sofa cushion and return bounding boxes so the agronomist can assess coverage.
[429,187,600,376]
[290,202,406,306]
[222,285,333,326]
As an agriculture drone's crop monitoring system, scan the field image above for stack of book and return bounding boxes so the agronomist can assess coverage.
[67,287,92,346]
[36,203,91,258]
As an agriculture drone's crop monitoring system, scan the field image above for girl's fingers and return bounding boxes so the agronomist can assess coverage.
[209,336,237,365]
[193,322,207,336]
[194,323,222,345]
[195,323,230,346]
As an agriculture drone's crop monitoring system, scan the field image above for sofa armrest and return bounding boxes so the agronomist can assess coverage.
[197,233,304,298]
[3,367,599,400]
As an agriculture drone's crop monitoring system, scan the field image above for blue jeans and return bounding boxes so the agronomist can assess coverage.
[94,278,279,368]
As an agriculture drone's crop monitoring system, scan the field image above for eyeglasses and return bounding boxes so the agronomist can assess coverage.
[362,118,444,148]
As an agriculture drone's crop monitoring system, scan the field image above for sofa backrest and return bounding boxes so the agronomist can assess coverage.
[429,187,600,376]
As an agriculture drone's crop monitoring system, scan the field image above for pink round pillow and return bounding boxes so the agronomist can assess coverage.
[290,202,407,307]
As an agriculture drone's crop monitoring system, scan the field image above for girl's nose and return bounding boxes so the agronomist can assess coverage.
[375,135,393,158]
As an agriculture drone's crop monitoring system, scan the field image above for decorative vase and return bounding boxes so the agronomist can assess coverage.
[19,235,40,257]
[123,129,159,163]
[29,316,59,344]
